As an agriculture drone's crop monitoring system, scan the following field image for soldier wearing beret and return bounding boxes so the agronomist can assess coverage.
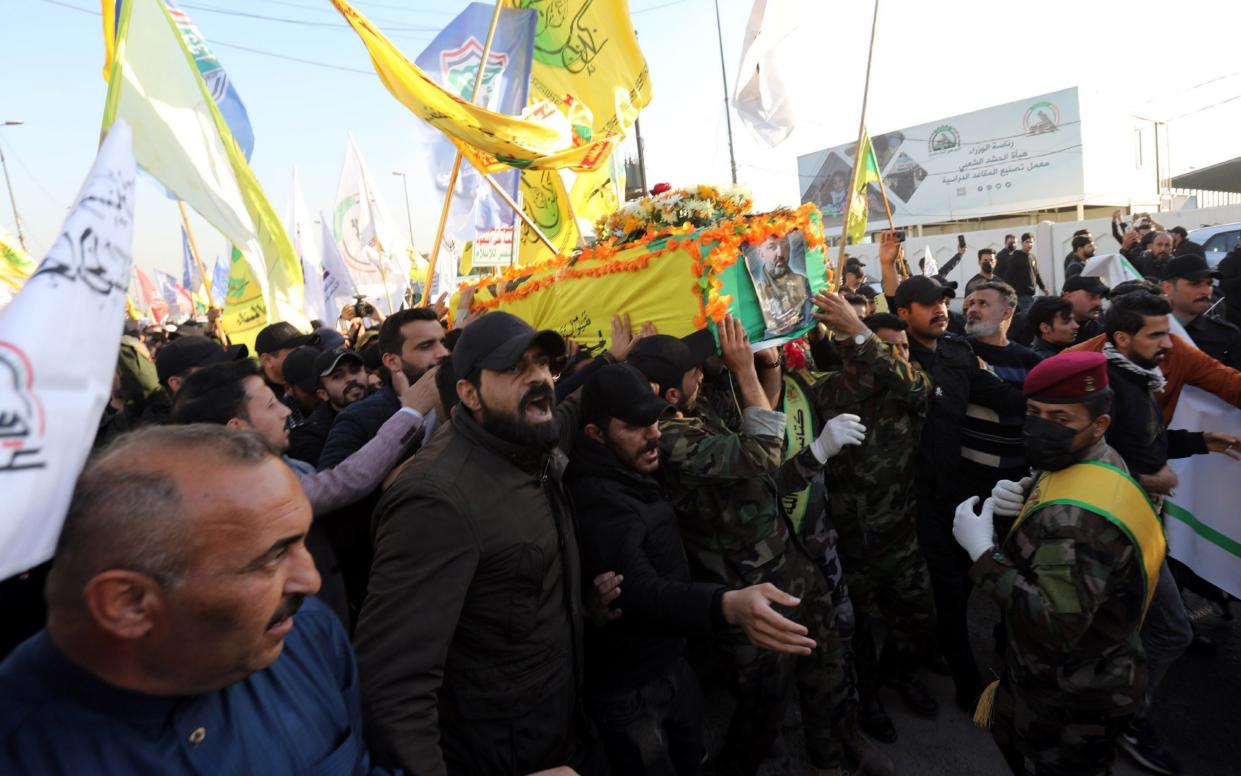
[952,352,1167,776]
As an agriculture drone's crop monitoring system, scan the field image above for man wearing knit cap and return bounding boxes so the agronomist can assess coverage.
[952,352,1166,776]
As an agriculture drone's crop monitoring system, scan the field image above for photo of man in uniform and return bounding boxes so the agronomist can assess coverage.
[747,230,812,337]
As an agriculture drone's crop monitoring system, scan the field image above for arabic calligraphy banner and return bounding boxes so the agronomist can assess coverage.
[798,87,1084,231]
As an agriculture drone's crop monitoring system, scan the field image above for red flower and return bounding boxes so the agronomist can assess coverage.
[650,182,672,195]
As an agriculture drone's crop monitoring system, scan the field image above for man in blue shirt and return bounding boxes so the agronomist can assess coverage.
[0,424,392,775]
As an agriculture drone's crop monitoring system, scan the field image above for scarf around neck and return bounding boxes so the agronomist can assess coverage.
[1103,342,1167,394]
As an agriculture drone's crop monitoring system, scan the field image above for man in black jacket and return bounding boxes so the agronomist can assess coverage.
[1169,226,1204,257]
[1219,242,1241,329]
[880,241,1027,711]
[568,364,813,775]
[1099,291,1241,775]
[354,312,600,775]
[1160,254,1241,369]
[995,233,1046,312]
[1062,274,1109,344]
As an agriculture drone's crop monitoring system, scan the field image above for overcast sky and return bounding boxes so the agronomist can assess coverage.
[5,0,1241,278]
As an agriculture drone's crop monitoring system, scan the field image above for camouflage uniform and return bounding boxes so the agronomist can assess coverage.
[806,333,936,689]
[658,398,850,774]
[970,440,1147,776]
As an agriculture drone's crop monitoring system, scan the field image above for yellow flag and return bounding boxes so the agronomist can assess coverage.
[519,171,580,265]
[0,223,34,293]
[501,0,651,140]
[221,246,268,350]
[332,0,616,173]
[569,154,627,232]
[846,130,883,246]
[101,0,307,329]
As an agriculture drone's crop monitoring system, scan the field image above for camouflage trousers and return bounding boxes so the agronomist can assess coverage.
[991,682,1128,776]
[704,545,853,775]
[834,511,937,691]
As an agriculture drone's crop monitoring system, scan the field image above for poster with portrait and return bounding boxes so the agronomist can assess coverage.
[742,229,815,342]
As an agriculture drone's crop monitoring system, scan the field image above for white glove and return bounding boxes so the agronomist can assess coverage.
[810,413,866,462]
[991,476,1033,518]
[953,496,996,562]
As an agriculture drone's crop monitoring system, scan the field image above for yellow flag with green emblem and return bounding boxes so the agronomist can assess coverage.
[846,131,882,246]
[519,170,580,265]
[221,246,268,351]
[0,223,34,292]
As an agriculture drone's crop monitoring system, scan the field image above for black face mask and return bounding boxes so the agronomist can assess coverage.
[981,261,994,274]
[1024,414,1090,471]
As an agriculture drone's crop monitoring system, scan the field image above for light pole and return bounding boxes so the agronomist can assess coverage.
[391,170,415,247]
[0,120,27,251]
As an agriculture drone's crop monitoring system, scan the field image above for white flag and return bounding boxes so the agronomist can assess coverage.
[921,246,940,277]
[320,211,358,322]
[0,121,136,580]
[286,167,327,323]
[733,0,798,147]
[332,133,412,314]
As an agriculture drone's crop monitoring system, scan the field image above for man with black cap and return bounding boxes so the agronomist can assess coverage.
[567,363,816,774]
[355,312,600,775]
[954,351,1165,776]
[631,317,878,776]
[879,237,1026,713]
[1160,253,1241,368]
[280,346,325,419]
[254,322,318,399]
[284,347,372,467]
[1061,274,1110,344]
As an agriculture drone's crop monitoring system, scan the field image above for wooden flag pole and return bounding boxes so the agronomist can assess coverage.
[469,161,558,253]
[836,0,882,282]
[177,200,215,304]
[421,1,504,306]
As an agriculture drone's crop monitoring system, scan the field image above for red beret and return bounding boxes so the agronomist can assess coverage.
[1024,351,1110,403]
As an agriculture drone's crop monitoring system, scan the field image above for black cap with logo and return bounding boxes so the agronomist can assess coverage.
[451,312,566,380]
[893,275,955,310]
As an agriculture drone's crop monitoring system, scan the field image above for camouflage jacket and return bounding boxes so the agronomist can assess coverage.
[658,399,824,586]
[805,333,931,543]
[970,439,1147,715]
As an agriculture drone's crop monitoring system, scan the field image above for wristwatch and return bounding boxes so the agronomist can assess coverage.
[852,331,868,346]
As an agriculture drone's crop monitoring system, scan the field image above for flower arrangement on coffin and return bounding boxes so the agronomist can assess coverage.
[597,183,754,246]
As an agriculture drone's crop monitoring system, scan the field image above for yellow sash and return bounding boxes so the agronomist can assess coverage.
[1010,460,1167,615]
[781,375,813,531]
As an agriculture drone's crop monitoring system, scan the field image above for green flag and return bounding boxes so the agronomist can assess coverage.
[846,131,882,245]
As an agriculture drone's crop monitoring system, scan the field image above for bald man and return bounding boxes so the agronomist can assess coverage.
[0,425,390,774]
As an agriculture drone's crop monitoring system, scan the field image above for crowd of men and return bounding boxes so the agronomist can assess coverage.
[3,226,1241,776]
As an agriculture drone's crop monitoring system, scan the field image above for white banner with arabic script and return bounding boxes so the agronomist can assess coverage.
[0,121,136,580]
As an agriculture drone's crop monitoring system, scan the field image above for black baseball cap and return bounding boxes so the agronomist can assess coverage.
[893,275,955,310]
[582,364,673,427]
[1162,253,1220,282]
[857,284,879,299]
[314,347,365,380]
[154,335,248,385]
[254,322,319,355]
[281,346,323,393]
[1062,275,1111,297]
[627,330,715,391]
[314,327,346,351]
[451,311,565,379]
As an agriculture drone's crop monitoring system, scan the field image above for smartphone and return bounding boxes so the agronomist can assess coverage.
[957,234,966,249]
[894,231,906,243]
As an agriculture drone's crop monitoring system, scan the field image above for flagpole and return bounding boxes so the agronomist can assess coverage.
[836,0,881,281]
[177,200,215,305]
[421,1,505,306]
[712,0,738,185]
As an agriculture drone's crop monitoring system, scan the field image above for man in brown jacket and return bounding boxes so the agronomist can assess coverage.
[353,312,600,776]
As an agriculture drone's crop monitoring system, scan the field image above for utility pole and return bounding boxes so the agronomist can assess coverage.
[712,0,738,184]
[1,120,27,251]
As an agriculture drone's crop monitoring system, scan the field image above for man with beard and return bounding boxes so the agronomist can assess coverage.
[0,425,393,774]
[318,308,448,470]
[1161,254,1241,369]
[1063,229,1092,274]
[1061,275,1109,344]
[1131,231,1175,280]
[355,313,600,775]
[170,359,434,625]
[879,239,1027,713]
[1092,291,1241,775]
[965,249,997,295]
[1169,226,1204,258]
[1063,234,1096,280]
[753,233,812,334]
[631,320,884,776]
[567,363,816,774]
[952,352,1166,776]
[1026,296,1080,359]
[960,281,1042,511]
[286,348,374,467]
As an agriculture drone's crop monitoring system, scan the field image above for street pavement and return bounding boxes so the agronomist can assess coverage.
[705,588,1239,775]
